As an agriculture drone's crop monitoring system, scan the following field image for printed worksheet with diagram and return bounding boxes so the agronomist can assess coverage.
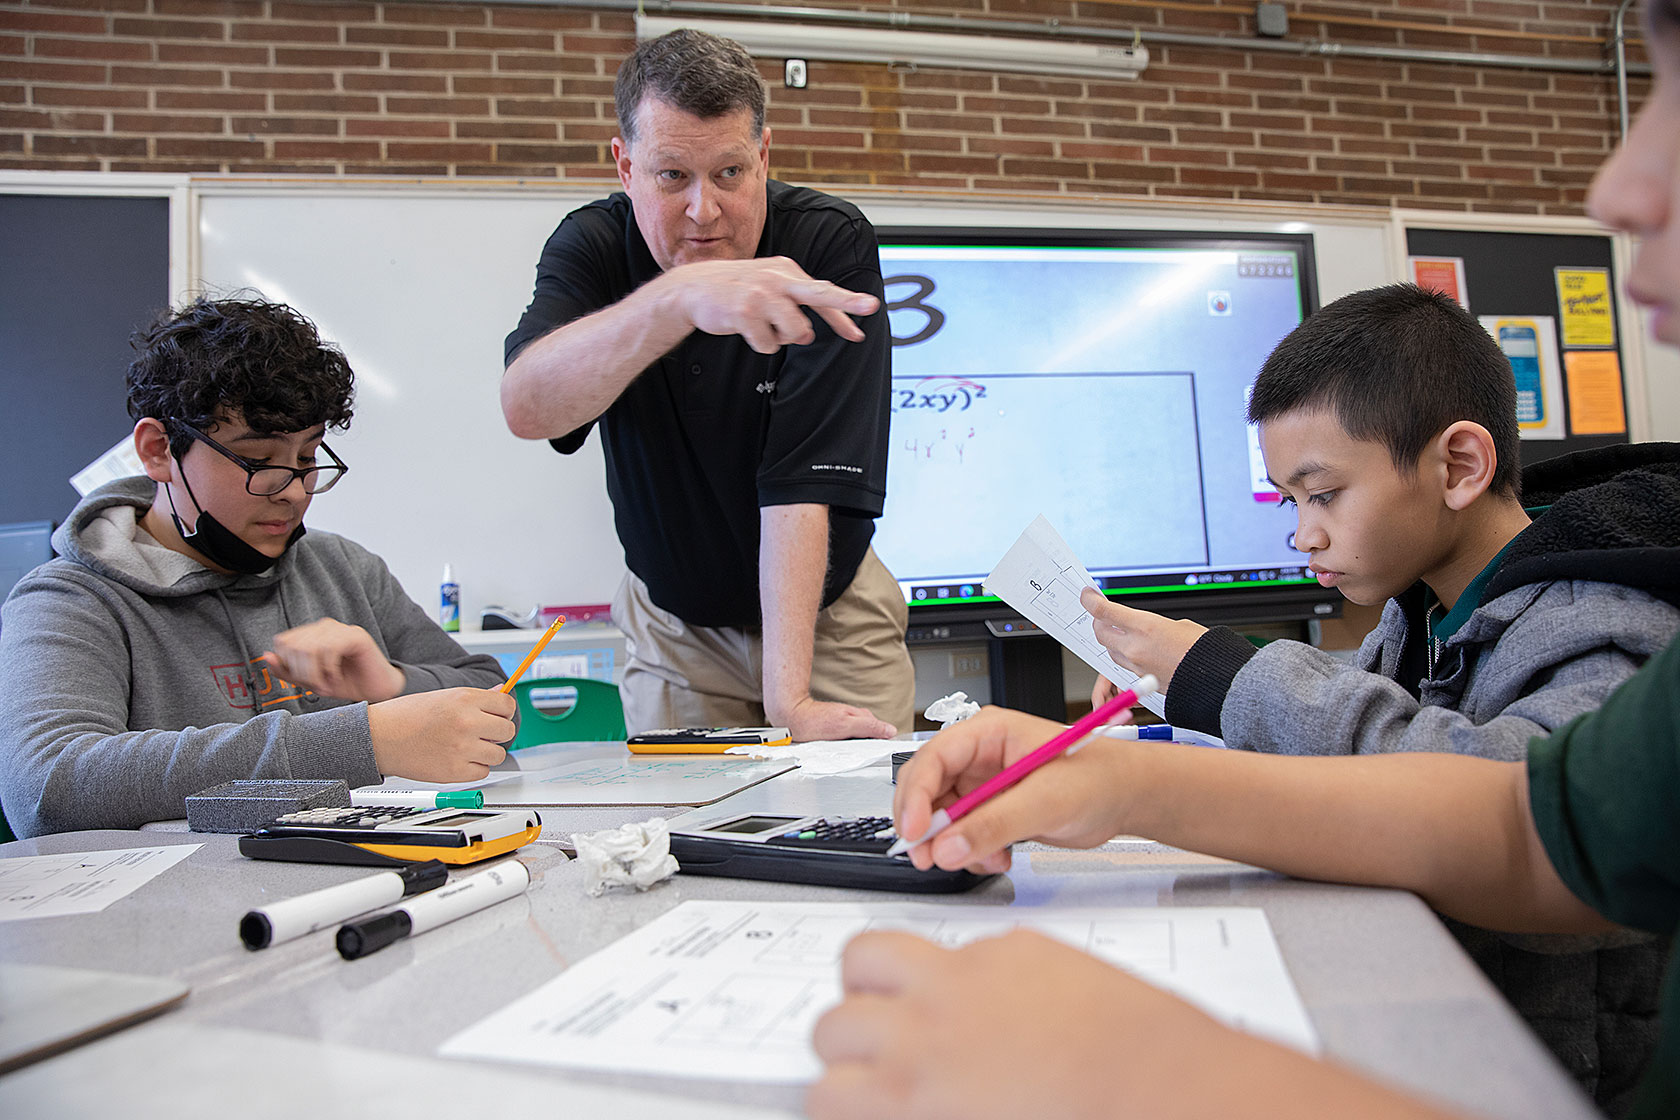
[441,900,1318,1083]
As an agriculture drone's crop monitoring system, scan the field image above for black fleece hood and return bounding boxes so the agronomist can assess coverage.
[1487,442,1680,609]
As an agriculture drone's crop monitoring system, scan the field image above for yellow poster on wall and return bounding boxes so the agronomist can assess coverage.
[1554,267,1616,347]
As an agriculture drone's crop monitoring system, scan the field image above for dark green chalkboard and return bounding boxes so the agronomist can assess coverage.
[0,194,170,526]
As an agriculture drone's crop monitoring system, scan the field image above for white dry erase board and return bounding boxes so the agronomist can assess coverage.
[478,754,799,807]
[192,182,1400,621]
[0,963,189,1075]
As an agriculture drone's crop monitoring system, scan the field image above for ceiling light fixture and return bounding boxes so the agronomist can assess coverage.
[636,15,1149,81]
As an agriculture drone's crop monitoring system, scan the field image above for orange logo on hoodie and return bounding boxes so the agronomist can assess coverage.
[210,659,315,710]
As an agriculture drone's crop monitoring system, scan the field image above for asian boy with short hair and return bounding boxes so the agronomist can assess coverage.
[1076,282,1680,1107]
[1087,282,1680,764]
[0,296,516,840]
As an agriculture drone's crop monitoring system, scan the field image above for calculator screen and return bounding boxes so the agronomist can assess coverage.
[420,811,492,829]
[710,815,800,834]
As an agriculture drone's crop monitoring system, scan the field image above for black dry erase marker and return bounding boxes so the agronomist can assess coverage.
[336,860,530,960]
[240,860,448,951]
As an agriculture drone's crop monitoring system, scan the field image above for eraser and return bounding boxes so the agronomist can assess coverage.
[185,778,350,834]
[890,750,915,783]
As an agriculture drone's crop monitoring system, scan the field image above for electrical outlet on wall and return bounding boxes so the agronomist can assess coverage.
[950,652,986,678]
[784,58,808,88]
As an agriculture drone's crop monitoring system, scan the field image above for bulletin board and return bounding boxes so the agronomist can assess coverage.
[0,192,172,526]
[1405,226,1631,465]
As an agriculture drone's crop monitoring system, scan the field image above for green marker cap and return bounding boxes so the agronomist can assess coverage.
[435,790,484,809]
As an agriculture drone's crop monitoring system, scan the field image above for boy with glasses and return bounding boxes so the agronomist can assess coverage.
[0,297,515,839]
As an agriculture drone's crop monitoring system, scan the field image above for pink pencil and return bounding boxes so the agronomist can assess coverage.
[886,674,1159,858]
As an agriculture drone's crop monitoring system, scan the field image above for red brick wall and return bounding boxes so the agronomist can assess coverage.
[0,0,1650,215]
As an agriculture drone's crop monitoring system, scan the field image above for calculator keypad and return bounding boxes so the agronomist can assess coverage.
[773,816,898,853]
[271,806,428,830]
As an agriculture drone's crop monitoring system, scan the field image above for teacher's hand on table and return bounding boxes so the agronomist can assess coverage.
[775,696,898,744]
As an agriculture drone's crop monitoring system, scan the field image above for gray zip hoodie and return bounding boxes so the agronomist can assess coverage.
[1158,442,1680,1113]
[0,477,505,839]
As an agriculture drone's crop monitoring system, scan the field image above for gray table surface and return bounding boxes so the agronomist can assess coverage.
[0,763,1596,1119]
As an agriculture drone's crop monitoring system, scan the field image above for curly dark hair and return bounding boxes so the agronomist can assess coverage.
[125,295,355,457]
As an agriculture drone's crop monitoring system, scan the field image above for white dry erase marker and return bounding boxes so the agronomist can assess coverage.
[240,860,448,950]
[335,859,530,960]
[349,788,484,810]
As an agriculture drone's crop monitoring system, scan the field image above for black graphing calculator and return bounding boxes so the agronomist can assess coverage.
[667,812,992,893]
[240,806,542,866]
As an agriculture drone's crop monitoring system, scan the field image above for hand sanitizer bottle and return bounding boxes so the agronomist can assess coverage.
[440,564,460,632]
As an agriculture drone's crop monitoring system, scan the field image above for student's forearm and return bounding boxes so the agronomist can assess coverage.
[1110,743,1608,933]
[501,274,694,440]
[759,503,829,720]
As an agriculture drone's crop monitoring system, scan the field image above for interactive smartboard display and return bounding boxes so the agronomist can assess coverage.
[872,232,1332,619]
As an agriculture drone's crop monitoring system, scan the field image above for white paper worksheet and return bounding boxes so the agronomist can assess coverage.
[0,845,200,922]
[986,515,1169,716]
[440,900,1318,1083]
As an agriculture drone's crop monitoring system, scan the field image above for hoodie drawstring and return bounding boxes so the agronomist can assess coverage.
[212,588,262,705]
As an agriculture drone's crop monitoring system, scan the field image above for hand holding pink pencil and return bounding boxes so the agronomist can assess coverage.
[887,675,1159,858]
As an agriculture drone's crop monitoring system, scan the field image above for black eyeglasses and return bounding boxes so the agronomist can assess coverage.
[175,420,349,496]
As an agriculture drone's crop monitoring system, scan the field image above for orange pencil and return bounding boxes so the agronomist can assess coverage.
[498,614,566,694]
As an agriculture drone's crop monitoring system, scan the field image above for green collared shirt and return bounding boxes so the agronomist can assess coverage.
[1426,505,1550,656]
[1429,538,1520,645]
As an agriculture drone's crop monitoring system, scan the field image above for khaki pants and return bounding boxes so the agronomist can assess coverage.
[612,547,914,736]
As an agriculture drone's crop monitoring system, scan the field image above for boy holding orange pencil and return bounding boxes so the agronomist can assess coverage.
[0,297,515,839]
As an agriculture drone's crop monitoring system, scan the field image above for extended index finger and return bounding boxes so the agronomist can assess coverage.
[789,276,880,312]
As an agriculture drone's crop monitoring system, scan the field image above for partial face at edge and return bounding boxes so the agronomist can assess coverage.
[1587,1,1680,344]
[613,98,770,272]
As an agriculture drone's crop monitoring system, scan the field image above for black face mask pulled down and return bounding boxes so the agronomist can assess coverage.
[166,467,305,576]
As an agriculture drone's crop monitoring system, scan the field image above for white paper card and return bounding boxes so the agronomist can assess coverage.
[70,436,145,497]
[0,845,200,922]
[986,515,1168,716]
[441,900,1318,1083]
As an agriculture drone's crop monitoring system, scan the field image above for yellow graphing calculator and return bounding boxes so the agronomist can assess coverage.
[239,806,541,866]
[626,726,793,754]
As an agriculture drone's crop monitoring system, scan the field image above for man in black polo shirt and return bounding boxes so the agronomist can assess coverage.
[501,29,913,741]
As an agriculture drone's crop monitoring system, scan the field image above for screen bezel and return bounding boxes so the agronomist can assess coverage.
[873,224,1338,630]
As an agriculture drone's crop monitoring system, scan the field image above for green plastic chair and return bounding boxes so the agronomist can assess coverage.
[510,676,627,748]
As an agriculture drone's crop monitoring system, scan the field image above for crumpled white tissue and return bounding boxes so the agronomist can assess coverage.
[924,690,981,727]
[571,818,679,896]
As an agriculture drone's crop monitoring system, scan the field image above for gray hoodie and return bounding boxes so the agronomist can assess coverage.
[1161,442,1680,1114]
[0,477,505,839]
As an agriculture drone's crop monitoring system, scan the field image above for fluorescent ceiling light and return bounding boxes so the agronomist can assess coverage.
[636,15,1148,81]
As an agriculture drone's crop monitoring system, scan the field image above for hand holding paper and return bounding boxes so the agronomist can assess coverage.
[984,515,1170,716]
[1079,588,1207,692]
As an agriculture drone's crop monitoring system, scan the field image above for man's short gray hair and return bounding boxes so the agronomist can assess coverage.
[615,28,767,147]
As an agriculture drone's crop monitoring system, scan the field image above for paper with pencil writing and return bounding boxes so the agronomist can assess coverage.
[985,515,1168,717]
